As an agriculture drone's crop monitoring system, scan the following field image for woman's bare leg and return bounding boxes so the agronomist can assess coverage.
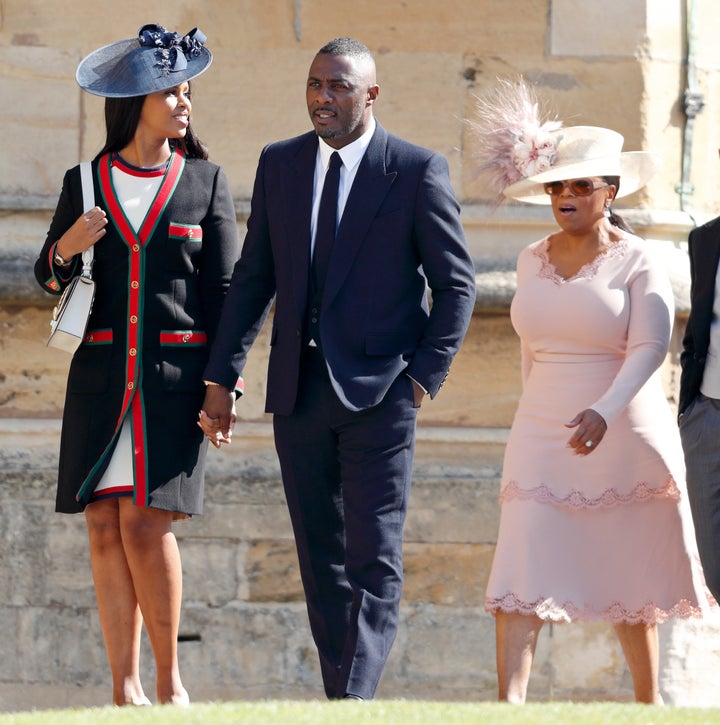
[118,498,188,706]
[85,499,151,706]
[613,621,663,704]
[495,611,544,703]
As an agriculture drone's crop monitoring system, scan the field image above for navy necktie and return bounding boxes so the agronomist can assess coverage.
[312,151,342,296]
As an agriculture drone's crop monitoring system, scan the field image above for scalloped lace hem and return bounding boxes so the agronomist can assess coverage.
[485,592,703,624]
[499,474,680,509]
[534,236,629,285]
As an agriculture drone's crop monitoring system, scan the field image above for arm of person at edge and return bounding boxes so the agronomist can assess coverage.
[195,166,242,448]
[565,247,673,456]
[678,225,701,422]
[197,145,277,447]
[402,153,476,402]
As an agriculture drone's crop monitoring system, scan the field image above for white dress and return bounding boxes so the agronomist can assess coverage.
[484,234,709,624]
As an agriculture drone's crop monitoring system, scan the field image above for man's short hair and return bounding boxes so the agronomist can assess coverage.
[318,37,373,63]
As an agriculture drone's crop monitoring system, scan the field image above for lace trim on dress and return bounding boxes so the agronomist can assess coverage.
[499,474,681,509]
[485,592,703,625]
[534,236,629,285]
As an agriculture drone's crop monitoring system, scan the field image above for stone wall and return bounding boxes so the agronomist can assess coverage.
[2,0,720,712]
[4,414,720,712]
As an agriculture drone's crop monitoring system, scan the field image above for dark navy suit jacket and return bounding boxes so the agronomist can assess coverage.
[204,121,476,413]
[679,217,720,415]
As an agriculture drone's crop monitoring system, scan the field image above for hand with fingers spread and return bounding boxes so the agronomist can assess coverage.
[55,206,108,263]
[565,408,607,455]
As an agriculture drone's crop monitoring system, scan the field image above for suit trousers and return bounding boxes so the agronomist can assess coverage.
[680,392,720,602]
[273,345,419,699]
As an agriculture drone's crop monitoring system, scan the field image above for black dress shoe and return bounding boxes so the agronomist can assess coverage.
[343,694,364,701]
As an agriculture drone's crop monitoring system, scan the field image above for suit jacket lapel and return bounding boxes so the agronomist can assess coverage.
[324,123,397,305]
[283,133,317,318]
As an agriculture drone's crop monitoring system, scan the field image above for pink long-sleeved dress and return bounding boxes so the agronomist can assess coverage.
[485,234,709,624]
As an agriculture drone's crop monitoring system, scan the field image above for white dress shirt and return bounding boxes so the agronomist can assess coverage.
[309,117,376,259]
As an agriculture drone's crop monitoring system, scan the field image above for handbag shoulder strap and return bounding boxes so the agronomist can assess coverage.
[79,161,94,275]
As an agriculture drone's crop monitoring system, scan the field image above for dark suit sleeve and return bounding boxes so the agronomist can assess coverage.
[198,166,240,347]
[405,152,476,397]
[679,227,703,415]
[202,146,276,388]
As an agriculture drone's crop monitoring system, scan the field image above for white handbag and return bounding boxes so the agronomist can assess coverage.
[47,162,96,354]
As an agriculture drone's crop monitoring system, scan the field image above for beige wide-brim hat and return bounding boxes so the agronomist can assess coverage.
[503,126,662,205]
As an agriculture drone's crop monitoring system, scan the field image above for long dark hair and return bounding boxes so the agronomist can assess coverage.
[93,91,208,161]
[602,175,634,233]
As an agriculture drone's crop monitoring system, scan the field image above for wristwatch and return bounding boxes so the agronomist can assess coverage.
[53,248,72,267]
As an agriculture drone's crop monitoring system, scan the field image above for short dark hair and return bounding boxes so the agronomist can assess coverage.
[318,37,373,63]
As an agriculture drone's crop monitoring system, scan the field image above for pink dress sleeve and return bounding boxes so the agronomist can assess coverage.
[588,248,673,426]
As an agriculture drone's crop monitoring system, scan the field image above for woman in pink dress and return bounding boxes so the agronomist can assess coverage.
[468,82,709,704]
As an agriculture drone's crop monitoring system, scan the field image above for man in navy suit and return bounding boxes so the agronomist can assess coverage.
[199,37,476,699]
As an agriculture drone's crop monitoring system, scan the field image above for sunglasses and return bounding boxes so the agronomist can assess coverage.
[543,179,610,197]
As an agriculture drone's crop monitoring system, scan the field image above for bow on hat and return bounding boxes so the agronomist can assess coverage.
[138,24,208,75]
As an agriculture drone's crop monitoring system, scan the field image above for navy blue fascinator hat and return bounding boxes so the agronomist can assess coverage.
[76,24,212,98]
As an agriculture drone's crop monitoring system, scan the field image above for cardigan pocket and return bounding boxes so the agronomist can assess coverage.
[168,222,202,242]
[158,331,208,392]
[67,344,113,394]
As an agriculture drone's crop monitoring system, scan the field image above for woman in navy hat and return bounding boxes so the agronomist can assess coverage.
[34,25,239,706]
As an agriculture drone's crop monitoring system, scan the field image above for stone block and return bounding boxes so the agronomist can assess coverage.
[14,605,100,684]
[0,498,52,606]
[180,537,243,607]
[550,0,647,58]
[541,621,630,702]
[0,607,21,680]
[245,541,304,603]
[402,543,493,607]
[424,314,521,429]
[0,46,81,198]
[179,48,313,199]
[178,603,320,692]
[191,500,293,542]
[0,306,71,418]
[293,0,548,55]
[370,52,465,191]
[660,612,720,707]
[44,515,96,609]
[384,604,497,699]
[406,475,501,545]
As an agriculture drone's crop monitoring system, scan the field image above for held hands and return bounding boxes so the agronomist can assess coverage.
[565,408,607,456]
[197,384,236,449]
[56,207,108,261]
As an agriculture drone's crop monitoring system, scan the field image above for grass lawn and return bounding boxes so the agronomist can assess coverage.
[2,701,720,724]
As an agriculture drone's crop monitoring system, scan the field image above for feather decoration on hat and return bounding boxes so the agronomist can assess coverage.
[467,77,562,206]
